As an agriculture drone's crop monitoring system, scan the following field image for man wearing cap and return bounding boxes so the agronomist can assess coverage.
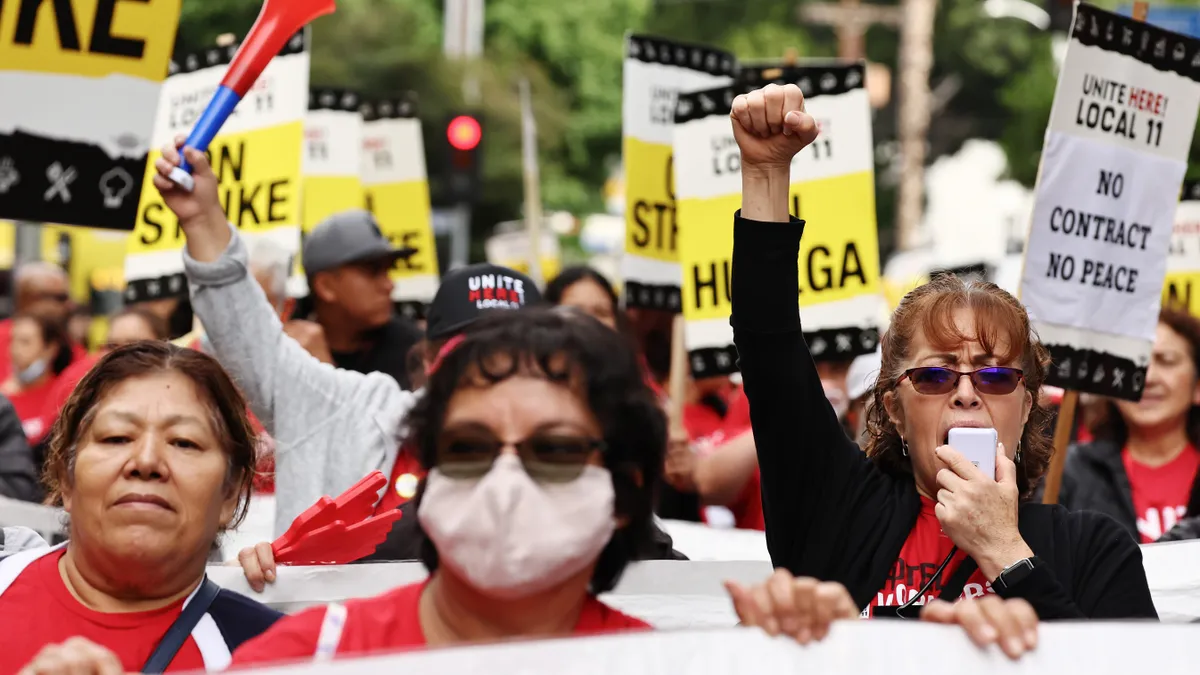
[153,144,540,534]
[295,209,423,390]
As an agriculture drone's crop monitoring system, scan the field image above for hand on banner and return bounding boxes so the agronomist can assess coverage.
[933,444,1033,579]
[725,570,858,644]
[17,637,127,675]
[233,541,278,593]
[284,320,334,364]
[730,84,819,174]
[921,596,1038,660]
[153,134,233,263]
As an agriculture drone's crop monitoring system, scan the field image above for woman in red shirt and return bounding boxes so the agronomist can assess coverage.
[2,311,75,442]
[0,341,279,673]
[231,310,664,664]
[1058,308,1200,543]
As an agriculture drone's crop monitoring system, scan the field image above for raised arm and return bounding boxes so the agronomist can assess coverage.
[729,84,876,569]
[152,137,412,451]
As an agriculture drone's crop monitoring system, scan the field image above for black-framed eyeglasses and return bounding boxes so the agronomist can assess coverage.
[436,430,607,483]
[897,366,1024,396]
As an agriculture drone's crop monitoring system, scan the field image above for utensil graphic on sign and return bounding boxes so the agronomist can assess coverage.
[0,158,18,194]
[100,168,134,208]
[44,163,76,203]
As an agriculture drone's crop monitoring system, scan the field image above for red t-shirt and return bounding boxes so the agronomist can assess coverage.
[0,549,205,673]
[1123,445,1200,543]
[9,379,57,442]
[864,497,994,617]
[230,581,650,667]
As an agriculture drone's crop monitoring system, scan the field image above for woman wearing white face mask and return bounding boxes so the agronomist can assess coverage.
[230,310,665,663]
[2,311,75,442]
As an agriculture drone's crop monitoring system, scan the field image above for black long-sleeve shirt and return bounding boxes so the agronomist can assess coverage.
[730,211,1157,620]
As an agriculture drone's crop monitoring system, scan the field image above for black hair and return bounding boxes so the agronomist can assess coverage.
[404,307,665,593]
[544,266,619,311]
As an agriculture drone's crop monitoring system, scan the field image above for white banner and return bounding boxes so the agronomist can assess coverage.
[1018,4,1200,400]
[210,622,1200,674]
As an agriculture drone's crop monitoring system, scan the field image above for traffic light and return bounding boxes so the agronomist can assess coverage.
[443,112,483,203]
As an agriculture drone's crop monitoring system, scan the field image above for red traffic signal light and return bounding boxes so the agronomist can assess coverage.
[447,115,482,151]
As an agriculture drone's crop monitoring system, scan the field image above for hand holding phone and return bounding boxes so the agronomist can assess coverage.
[948,427,998,480]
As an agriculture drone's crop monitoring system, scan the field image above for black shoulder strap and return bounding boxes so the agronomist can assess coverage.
[142,577,221,673]
[937,555,981,602]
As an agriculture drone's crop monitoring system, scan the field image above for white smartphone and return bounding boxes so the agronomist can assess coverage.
[948,427,998,480]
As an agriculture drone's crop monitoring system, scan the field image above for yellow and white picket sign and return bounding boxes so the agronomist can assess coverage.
[621,35,735,312]
[0,0,181,230]
[1164,181,1200,315]
[289,88,366,297]
[124,32,309,303]
[675,64,883,377]
[484,229,562,282]
[361,98,438,321]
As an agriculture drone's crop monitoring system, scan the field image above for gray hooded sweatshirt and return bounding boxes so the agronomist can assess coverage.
[183,225,417,535]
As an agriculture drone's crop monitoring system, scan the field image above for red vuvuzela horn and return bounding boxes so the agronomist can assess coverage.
[169,0,337,191]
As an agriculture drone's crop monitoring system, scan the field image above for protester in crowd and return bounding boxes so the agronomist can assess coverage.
[728,83,1155,619]
[544,266,620,331]
[0,342,280,673]
[1055,309,1200,544]
[152,142,536,537]
[229,309,665,661]
[105,306,171,349]
[3,312,75,442]
[0,395,40,502]
[0,264,76,382]
[288,210,423,389]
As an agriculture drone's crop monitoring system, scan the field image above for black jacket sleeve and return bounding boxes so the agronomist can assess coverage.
[0,396,40,503]
[731,212,907,591]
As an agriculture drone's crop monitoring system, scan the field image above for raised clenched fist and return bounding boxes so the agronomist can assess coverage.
[730,83,819,173]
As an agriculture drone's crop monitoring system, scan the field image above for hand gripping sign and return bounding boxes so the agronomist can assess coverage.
[168,0,337,191]
[271,471,403,565]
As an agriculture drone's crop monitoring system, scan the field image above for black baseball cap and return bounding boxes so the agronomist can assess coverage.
[302,209,415,275]
[426,263,542,340]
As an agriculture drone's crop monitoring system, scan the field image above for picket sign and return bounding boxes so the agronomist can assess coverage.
[204,621,1200,674]
[125,30,310,305]
[1016,2,1200,502]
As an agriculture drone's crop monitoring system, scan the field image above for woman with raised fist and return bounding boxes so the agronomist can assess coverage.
[728,83,1155,620]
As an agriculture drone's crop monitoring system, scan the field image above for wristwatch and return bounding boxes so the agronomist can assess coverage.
[993,557,1036,591]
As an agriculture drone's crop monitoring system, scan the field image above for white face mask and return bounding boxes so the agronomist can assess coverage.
[823,379,849,419]
[417,454,617,600]
[16,358,47,385]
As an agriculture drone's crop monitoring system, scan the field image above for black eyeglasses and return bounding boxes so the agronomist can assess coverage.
[897,366,1025,396]
[436,430,606,483]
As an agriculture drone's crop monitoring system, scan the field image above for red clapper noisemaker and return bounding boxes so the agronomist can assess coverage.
[271,471,403,565]
[168,0,337,192]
